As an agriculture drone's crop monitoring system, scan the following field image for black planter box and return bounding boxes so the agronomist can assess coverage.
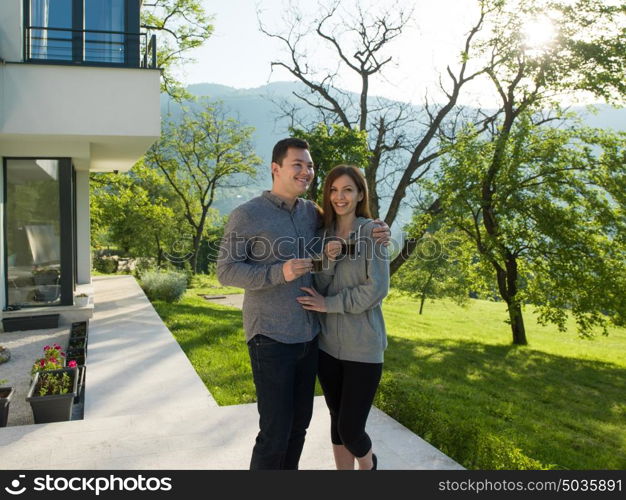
[70,321,88,337]
[68,337,87,352]
[66,348,86,366]
[2,314,60,332]
[26,368,78,424]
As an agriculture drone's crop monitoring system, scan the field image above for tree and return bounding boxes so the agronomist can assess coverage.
[141,0,214,99]
[144,99,261,273]
[90,161,183,266]
[432,0,626,345]
[391,226,475,314]
[436,117,626,344]
[259,0,495,274]
[290,123,371,203]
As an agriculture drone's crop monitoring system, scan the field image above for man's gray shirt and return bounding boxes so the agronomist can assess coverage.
[217,191,321,344]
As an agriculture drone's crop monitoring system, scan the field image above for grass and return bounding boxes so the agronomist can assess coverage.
[152,285,626,470]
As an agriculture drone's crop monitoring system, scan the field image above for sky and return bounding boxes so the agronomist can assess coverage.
[175,0,500,107]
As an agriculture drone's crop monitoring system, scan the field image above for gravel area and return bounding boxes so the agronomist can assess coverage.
[0,326,70,427]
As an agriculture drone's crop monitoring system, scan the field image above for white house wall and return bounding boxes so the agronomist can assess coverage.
[75,170,91,285]
[0,64,160,172]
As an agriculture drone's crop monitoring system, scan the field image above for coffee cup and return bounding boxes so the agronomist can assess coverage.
[311,254,323,273]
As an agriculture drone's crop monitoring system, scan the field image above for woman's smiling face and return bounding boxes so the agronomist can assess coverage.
[329,174,363,217]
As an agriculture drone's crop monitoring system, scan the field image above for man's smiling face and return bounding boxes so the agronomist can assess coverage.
[272,147,315,198]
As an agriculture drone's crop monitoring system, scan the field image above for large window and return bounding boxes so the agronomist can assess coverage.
[85,0,126,63]
[30,0,73,61]
[25,0,141,66]
[4,159,75,308]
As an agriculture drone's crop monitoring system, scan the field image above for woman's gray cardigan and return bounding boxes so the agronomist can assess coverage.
[314,217,389,363]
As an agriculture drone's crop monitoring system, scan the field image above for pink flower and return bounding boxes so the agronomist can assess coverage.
[53,344,61,349]
[43,345,51,351]
[61,352,66,357]
[39,359,45,366]
[68,360,77,368]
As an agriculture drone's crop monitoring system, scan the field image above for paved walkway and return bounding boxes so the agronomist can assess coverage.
[0,275,463,470]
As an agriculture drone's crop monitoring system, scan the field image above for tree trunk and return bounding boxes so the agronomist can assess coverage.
[155,235,163,268]
[389,198,442,275]
[419,293,426,315]
[507,301,527,345]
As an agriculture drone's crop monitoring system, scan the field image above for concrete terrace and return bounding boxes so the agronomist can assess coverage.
[0,275,463,470]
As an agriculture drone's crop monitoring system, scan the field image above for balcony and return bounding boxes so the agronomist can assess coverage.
[24,26,157,69]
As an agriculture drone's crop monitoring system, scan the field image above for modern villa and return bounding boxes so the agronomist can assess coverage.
[0,0,160,328]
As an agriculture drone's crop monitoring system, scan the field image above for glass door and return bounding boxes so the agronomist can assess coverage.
[5,159,62,307]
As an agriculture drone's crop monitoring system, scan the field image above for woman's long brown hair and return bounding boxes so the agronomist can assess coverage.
[322,165,372,229]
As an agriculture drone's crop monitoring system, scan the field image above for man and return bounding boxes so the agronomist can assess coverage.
[217,138,389,470]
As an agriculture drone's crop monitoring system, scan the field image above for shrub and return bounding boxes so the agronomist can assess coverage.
[93,256,118,274]
[374,374,547,470]
[140,271,188,303]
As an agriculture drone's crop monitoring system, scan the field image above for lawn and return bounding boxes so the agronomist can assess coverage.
[151,283,626,470]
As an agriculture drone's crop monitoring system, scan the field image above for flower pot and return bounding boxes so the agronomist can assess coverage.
[0,387,14,427]
[71,321,88,337]
[26,368,78,424]
[74,295,89,307]
[66,348,86,366]
[68,337,87,351]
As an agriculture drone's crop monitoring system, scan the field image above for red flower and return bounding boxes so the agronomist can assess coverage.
[68,360,77,368]
[39,359,45,366]
[43,345,51,351]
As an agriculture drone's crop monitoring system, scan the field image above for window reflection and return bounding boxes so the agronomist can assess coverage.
[6,159,61,307]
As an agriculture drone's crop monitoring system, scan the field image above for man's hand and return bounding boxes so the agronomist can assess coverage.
[372,219,391,246]
[296,287,327,312]
[324,240,342,261]
[283,258,313,282]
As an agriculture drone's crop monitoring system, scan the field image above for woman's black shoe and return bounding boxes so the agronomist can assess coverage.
[371,454,377,470]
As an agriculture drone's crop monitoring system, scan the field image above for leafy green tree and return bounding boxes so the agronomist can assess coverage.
[144,99,261,273]
[391,227,475,314]
[141,0,214,99]
[435,117,626,344]
[290,123,371,203]
[439,0,626,345]
[90,161,183,266]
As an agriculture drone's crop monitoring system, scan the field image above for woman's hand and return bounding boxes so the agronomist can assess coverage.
[296,287,327,312]
[372,219,391,246]
[324,240,342,261]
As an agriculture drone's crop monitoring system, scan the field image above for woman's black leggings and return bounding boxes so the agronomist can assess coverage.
[317,349,383,458]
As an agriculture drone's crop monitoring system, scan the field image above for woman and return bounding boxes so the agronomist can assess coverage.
[297,165,389,470]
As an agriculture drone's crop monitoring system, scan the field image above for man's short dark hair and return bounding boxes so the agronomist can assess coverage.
[272,138,310,165]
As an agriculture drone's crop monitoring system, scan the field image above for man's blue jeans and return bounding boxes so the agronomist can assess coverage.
[247,334,319,470]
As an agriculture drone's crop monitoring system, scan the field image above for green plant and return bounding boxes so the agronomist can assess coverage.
[35,366,76,397]
[93,256,118,274]
[140,271,188,302]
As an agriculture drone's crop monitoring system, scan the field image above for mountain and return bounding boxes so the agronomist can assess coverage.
[160,82,626,227]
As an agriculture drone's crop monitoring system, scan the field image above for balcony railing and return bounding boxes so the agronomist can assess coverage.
[24,26,157,69]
